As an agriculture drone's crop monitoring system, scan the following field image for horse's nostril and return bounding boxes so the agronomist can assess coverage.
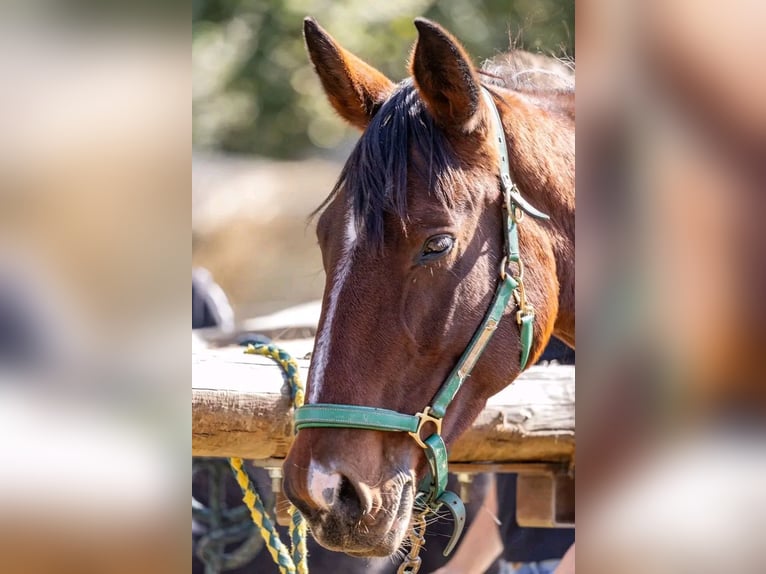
[338,475,355,504]
[336,474,373,516]
[304,460,376,516]
[337,475,360,512]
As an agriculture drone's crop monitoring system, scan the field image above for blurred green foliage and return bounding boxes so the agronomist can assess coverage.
[193,0,574,158]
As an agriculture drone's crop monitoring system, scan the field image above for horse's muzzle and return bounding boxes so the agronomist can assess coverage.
[283,465,415,556]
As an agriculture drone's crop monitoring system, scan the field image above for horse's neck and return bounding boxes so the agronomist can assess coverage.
[504,93,575,347]
[546,190,575,348]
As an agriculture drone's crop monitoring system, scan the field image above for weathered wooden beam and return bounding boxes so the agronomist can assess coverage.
[193,346,575,463]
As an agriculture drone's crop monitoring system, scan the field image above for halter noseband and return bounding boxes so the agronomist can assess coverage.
[294,87,549,556]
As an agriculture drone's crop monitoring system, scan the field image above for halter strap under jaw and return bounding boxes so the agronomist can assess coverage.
[294,86,550,557]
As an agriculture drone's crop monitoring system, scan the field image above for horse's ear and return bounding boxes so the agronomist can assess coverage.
[303,17,395,131]
[410,18,481,131]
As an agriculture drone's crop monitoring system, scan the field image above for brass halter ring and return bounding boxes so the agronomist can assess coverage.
[500,253,525,281]
[408,406,443,449]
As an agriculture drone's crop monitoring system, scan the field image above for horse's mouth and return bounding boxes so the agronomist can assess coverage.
[307,480,415,557]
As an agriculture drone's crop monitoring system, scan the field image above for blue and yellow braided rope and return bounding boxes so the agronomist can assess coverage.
[228,343,309,574]
[229,457,296,573]
[289,502,308,572]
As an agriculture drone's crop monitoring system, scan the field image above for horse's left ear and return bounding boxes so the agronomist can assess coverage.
[410,18,481,132]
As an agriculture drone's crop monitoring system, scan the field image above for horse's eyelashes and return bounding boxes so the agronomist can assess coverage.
[420,234,455,262]
[425,236,452,253]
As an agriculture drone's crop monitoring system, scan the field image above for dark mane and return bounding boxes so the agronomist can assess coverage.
[315,80,464,249]
[314,52,574,248]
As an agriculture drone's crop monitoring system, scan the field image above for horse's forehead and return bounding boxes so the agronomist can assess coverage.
[322,180,476,249]
[403,197,460,229]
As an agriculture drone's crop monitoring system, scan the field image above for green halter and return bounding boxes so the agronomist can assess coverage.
[294,87,549,556]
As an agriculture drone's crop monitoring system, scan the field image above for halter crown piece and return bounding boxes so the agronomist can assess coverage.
[294,87,550,560]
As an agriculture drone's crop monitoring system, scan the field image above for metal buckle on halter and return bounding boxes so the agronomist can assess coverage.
[503,184,525,225]
[510,259,534,325]
[516,303,535,325]
[501,172,514,193]
[409,406,443,449]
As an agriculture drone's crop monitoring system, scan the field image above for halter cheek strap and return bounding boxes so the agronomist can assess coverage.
[294,86,549,556]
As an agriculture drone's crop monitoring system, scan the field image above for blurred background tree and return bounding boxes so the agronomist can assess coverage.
[192,0,574,159]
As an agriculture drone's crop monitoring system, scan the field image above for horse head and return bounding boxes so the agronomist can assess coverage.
[283,17,575,557]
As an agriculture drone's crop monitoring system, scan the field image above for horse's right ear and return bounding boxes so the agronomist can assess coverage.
[303,17,394,131]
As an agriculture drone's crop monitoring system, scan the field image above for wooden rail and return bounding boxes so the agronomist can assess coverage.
[192,346,575,464]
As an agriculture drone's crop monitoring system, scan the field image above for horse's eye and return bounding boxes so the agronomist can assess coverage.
[420,234,455,261]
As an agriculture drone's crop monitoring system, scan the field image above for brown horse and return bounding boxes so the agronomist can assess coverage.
[283,17,574,557]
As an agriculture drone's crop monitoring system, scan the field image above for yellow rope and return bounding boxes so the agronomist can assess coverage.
[289,504,309,574]
[228,343,309,574]
[230,456,295,574]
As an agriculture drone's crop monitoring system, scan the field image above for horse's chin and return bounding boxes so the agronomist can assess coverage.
[307,481,414,557]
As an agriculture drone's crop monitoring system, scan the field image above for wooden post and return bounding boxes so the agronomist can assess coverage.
[193,346,575,464]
